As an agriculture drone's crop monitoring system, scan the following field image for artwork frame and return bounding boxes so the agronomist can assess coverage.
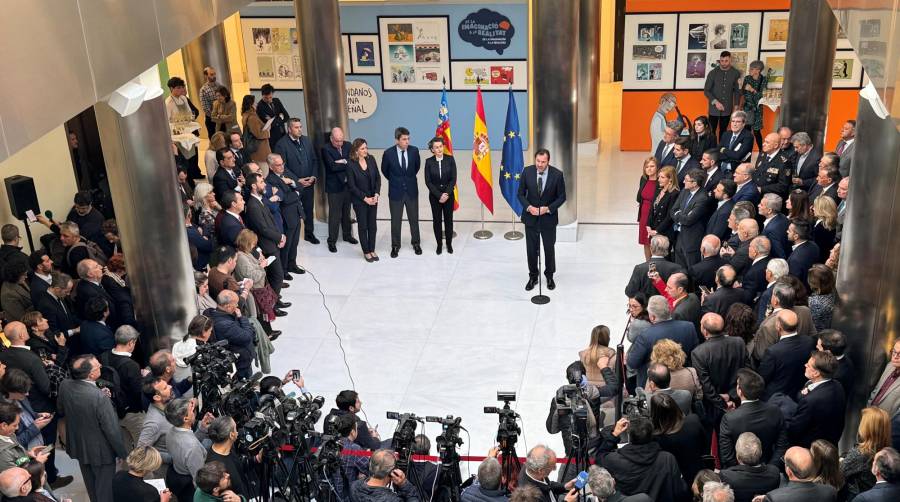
[348,34,381,74]
[760,51,786,88]
[675,12,761,90]
[623,14,678,90]
[831,49,864,89]
[241,17,303,89]
[378,15,451,91]
[342,35,352,75]
[449,60,527,91]
[761,11,790,50]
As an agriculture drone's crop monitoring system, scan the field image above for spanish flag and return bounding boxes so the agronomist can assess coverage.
[435,84,460,210]
[470,86,493,213]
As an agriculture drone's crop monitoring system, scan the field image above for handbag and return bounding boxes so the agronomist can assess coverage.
[242,117,261,155]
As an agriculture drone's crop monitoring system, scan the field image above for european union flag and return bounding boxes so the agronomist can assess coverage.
[499,88,524,216]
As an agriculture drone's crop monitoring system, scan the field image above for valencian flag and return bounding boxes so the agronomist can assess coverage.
[435,83,460,210]
[470,84,494,213]
[499,88,524,216]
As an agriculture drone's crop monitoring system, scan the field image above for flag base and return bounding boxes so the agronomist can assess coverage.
[531,294,550,305]
[442,230,458,239]
[474,229,493,240]
[504,230,524,240]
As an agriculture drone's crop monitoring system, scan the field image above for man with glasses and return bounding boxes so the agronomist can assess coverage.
[704,51,742,140]
[65,190,106,244]
[753,132,792,200]
[718,111,754,173]
[869,340,900,416]
[731,163,761,205]
[0,467,35,500]
[670,169,709,267]
[212,148,245,203]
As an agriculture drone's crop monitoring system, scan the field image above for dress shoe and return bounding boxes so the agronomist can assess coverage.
[284,273,293,281]
[525,277,538,291]
[328,242,337,253]
[289,265,306,274]
[390,247,399,258]
[365,255,375,263]
[275,300,292,308]
[268,330,282,341]
[274,309,288,317]
[413,244,423,255]
[50,476,74,490]
[281,282,290,289]
[547,276,556,290]
[343,236,359,244]
[373,254,380,261]
[446,243,454,254]
[305,235,321,244]
[436,245,442,255]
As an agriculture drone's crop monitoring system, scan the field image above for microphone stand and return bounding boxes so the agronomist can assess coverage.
[530,204,549,305]
[613,312,634,422]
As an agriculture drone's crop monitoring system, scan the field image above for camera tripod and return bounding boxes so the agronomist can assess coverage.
[558,409,591,484]
[430,445,463,502]
[254,433,320,501]
[498,437,521,493]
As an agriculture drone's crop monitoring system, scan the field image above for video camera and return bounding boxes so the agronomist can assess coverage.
[426,415,463,465]
[621,394,650,421]
[387,411,423,472]
[184,340,237,384]
[232,378,325,455]
[484,391,521,448]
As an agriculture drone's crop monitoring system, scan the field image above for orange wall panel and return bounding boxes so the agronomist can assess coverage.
[826,90,860,150]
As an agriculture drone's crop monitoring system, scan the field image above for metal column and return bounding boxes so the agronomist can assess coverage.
[295,0,349,221]
[532,0,579,227]
[780,0,837,150]
[577,0,600,142]
[94,96,196,349]
[182,24,233,117]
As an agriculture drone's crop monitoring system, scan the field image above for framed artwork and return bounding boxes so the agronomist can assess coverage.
[622,14,678,90]
[831,50,864,88]
[675,12,761,90]
[342,35,351,75]
[241,17,302,89]
[761,11,790,50]
[760,51,786,88]
[349,34,381,74]
[378,16,451,90]
[449,60,527,90]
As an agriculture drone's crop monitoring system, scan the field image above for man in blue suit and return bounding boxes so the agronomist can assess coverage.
[707,179,736,241]
[626,295,698,387]
[855,448,900,502]
[731,163,761,205]
[757,309,816,400]
[672,138,700,187]
[381,127,422,257]
[786,219,820,289]
[758,194,790,259]
[274,118,320,244]
[217,191,246,249]
[653,125,678,167]
[718,111,754,173]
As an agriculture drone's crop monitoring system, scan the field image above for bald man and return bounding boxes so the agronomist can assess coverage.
[758,446,837,501]
[206,290,256,379]
[690,312,749,423]
[0,466,33,499]
[700,264,749,317]
[721,218,759,277]
[518,445,570,502]
[321,127,358,252]
[757,309,817,400]
[753,133,792,199]
[690,234,726,293]
[732,162,761,205]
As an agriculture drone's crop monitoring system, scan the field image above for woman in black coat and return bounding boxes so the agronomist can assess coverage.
[346,138,381,262]
[423,137,457,255]
[651,393,709,487]
[647,165,680,245]
[689,116,718,160]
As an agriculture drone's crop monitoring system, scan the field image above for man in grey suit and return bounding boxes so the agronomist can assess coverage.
[835,119,856,177]
[670,169,710,268]
[58,354,128,502]
[644,363,692,416]
[274,118,320,244]
[760,446,837,501]
[836,177,849,241]
[868,339,900,416]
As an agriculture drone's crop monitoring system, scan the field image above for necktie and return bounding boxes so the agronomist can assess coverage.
[538,174,544,196]
[58,297,67,315]
[677,159,684,173]
[837,142,845,155]
[729,134,737,149]
[437,159,441,179]
[838,200,846,215]
[401,150,408,171]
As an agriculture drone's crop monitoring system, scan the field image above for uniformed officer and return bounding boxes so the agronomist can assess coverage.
[753,132,792,199]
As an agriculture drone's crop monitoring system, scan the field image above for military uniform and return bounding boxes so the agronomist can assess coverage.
[753,152,792,199]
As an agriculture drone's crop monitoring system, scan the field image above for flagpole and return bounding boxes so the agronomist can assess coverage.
[473,75,493,240]
[504,209,523,240]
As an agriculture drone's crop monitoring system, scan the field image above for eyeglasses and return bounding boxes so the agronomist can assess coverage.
[891,350,900,357]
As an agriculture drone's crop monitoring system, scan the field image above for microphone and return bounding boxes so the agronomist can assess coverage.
[44,210,53,220]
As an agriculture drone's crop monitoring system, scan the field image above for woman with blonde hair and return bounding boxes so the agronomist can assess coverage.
[637,157,659,260]
[192,182,221,240]
[650,339,702,399]
[841,407,891,497]
[234,229,281,322]
[647,165,679,245]
[579,325,616,387]
[204,131,228,181]
[112,445,171,501]
[812,196,838,262]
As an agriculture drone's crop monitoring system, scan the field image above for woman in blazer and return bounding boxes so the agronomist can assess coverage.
[346,138,381,262]
[423,137,457,254]
[647,165,680,245]
[211,86,238,133]
[240,95,272,164]
[636,157,659,260]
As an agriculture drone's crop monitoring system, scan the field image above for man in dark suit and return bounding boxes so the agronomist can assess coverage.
[808,164,841,204]
[755,258,789,323]
[626,296,698,387]
[36,272,80,336]
[721,218,758,278]
[79,297,115,355]
[626,236,684,298]
[718,112,754,173]
[321,127,357,252]
[517,445,569,502]
[753,133,792,199]
[217,191,246,249]
[700,149,725,200]
[719,432,781,502]
[671,138,700,186]
[653,126,678,167]
[212,148,244,204]
[790,132,821,190]
[758,194,790,259]
[28,249,54,305]
[266,154,306,276]
[245,173,286,297]
[185,207,213,270]
[760,446,838,502]
[74,258,119,328]
[731,163,761,205]
[256,84,291,149]
[227,130,247,168]
[691,235,727,293]
[707,179,736,241]
[787,219,820,289]
[670,169,709,267]
[58,355,128,502]
[719,369,790,468]
[644,363,693,416]
[741,237,772,302]
[381,127,422,257]
[691,313,748,424]
[665,272,701,330]
[835,120,856,177]
[855,447,900,502]
[818,330,855,396]
[700,265,749,317]
[517,149,567,291]
[757,310,816,399]
[274,118,320,244]
[788,350,846,448]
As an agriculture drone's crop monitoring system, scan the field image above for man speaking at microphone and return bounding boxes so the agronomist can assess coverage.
[518,149,567,291]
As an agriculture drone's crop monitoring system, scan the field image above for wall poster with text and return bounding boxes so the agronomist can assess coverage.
[241,17,303,89]
[378,16,451,90]
[449,60,527,90]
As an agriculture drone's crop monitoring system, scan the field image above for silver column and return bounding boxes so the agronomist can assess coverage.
[94,96,196,349]
[182,24,233,120]
[779,0,837,150]
[532,0,579,226]
[577,0,600,142]
[295,0,349,221]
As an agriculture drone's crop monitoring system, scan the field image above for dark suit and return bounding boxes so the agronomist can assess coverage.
[186,224,213,270]
[274,134,319,239]
[702,167,725,200]
[36,291,79,334]
[854,482,900,502]
[102,276,136,328]
[719,400,789,468]
[0,347,54,413]
[75,280,118,328]
[670,189,710,267]
[719,464,782,502]
[701,286,750,317]
[58,378,128,502]
[719,129,754,172]
[424,155,458,246]
[741,256,771,302]
[757,334,817,399]
[691,334,748,422]
[321,140,354,245]
[80,320,115,356]
[516,469,567,502]
[626,319,697,387]
[792,151,821,190]
[29,274,51,306]
[673,156,700,186]
[724,238,752,277]
[518,165,567,279]
[706,202,734,245]
[217,211,245,248]
[648,189,679,242]
[212,166,241,204]
[653,141,676,167]
[787,240,821,289]
[673,294,701,330]
[690,255,726,292]
[761,214,790,259]
[809,182,840,204]
[733,181,761,205]
[763,480,837,502]
[229,147,247,169]
[625,257,684,298]
[266,170,304,270]
[381,145,422,248]
[245,194,285,294]
[788,379,846,447]
[346,156,382,254]
[255,97,290,149]
[753,152,792,199]
[834,355,856,397]
[756,285,774,323]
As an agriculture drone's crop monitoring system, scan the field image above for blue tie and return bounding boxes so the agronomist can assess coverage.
[401,150,407,171]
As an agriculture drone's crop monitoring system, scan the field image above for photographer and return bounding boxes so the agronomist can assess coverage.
[206,415,255,499]
[352,449,421,502]
[408,434,438,501]
[172,314,214,381]
[331,413,369,501]
[460,453,508,502]
[325,390,383,450]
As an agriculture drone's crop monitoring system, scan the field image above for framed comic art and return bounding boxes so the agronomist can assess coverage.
[378,16,451,90]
